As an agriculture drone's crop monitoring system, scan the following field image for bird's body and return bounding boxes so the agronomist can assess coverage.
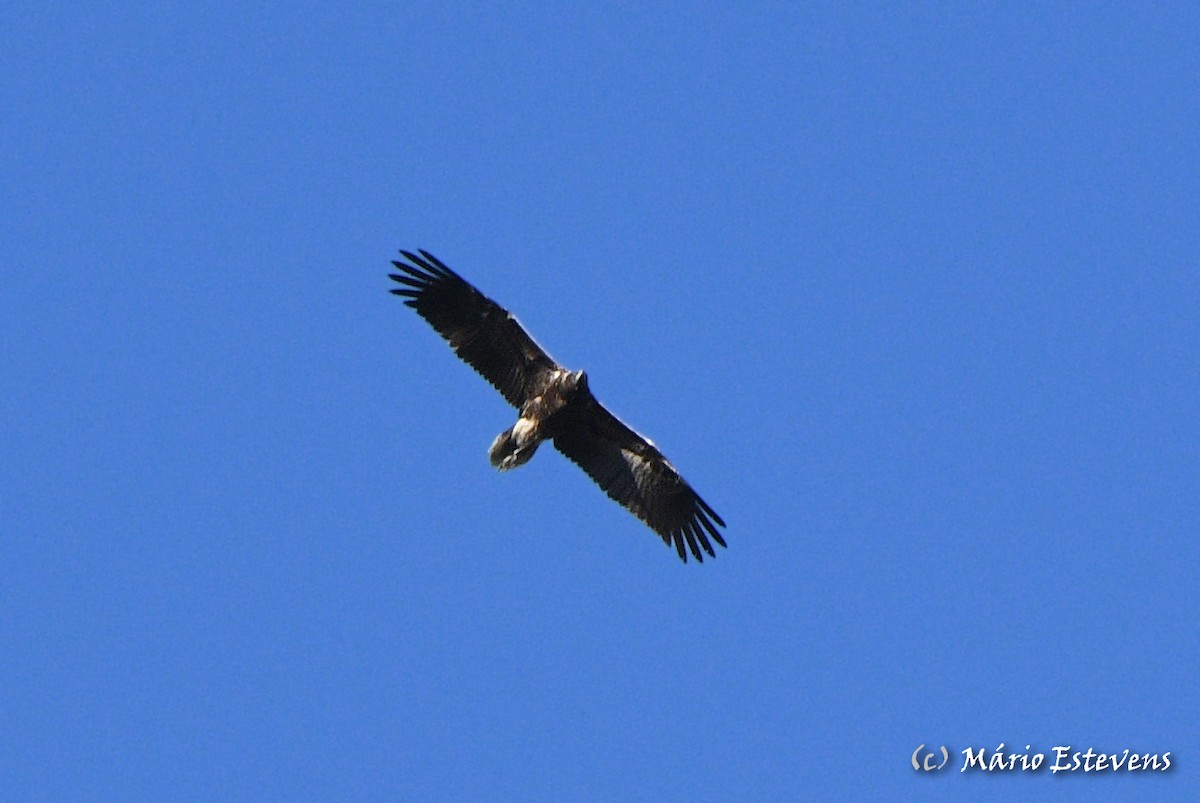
[389,250,726,562]
[488,367,584,471]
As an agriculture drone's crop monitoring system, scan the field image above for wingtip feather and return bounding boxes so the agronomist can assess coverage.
[672,532,687,562]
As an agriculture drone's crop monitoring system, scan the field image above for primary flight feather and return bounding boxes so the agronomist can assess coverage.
[389,249,726,563]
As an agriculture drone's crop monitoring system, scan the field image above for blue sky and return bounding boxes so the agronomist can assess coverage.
[3,3,1197,800]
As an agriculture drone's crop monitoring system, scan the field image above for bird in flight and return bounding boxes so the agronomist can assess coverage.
[389,250,726,563]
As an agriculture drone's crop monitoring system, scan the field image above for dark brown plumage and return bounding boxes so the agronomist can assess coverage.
[389,249,726,562]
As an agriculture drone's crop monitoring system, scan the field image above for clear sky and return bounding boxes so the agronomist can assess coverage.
[3,3,1197,801]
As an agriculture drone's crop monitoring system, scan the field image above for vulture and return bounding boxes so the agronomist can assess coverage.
[389,249,726,563]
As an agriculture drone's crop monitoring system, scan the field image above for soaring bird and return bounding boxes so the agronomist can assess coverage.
[389,250,726,563]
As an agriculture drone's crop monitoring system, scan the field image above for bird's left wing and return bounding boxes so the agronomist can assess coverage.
[553,389,726,563]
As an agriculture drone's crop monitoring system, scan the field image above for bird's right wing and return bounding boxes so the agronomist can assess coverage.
[389,250,562,407]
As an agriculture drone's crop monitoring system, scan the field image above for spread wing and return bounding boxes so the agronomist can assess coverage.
[553,390,726,563]
[389,250,562,407]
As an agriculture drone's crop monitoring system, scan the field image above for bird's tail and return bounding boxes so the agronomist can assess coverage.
[489,422,540,470]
